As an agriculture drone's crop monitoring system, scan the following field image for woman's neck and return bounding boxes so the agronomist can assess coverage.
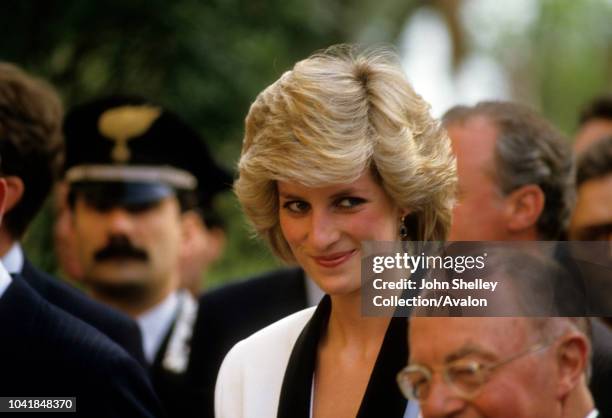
[325,291,392,352]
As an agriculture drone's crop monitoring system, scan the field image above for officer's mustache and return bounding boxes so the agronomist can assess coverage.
[94,235,149,262]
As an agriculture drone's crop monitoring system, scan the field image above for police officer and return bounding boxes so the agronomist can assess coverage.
[63,95,232,417]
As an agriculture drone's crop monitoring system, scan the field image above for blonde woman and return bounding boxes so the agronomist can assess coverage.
[215,46,456,418]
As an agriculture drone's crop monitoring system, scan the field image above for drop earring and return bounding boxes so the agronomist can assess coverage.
[399,215,409,240]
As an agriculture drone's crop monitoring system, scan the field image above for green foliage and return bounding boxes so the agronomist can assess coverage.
[533,0,612,133]
[462,0,612,134]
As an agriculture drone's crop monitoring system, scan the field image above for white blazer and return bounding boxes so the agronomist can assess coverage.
[215,307,316,418]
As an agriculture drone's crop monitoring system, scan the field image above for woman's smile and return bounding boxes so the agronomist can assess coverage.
[311,249,357,269]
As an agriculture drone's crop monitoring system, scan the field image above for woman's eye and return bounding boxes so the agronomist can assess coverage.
[336,197,365,209]
[283,201,310,213]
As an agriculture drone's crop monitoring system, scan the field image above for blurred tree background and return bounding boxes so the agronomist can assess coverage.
[1,0,611,289]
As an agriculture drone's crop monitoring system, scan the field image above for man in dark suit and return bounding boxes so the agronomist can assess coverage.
[0,274,164,418]
[443,101,612,417]
[63,95,232,417]
[0,62,145,364]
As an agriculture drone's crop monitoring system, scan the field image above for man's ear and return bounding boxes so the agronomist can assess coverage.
[0,178,7,222]
[204,226,226,265]
[555,333,590,400]
[3,176,24,213]
[180,210,201,258]
[504,184,545,233]
[180,211,226,264]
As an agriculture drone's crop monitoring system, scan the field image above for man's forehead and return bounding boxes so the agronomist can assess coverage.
[410,317,528,361]
[574,118,612,154]
[448,115,498,144]
[571,174,612,229]
[447,116,499,170]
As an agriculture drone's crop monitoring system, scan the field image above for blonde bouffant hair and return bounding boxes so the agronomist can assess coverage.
[235,45,456,262]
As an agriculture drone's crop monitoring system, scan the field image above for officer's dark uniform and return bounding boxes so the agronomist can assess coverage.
[63,96,232,418]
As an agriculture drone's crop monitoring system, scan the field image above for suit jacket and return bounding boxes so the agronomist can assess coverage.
[0,275,164,418]
[21,257,146,366]
[215,296,410,418]
[187,268,309,418]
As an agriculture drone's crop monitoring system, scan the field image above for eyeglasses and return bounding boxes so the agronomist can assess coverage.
[397,341,552,401]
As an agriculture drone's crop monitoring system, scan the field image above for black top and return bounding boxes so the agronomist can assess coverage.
[277,296,410,418]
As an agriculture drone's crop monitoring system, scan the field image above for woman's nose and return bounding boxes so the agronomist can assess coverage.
[307,209,340,251]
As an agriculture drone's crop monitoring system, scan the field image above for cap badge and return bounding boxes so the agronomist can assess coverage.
[98,105,162,163]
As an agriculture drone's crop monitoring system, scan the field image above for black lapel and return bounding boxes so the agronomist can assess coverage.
[296,268,309,309]
[277,296,409,418]
[151,298,182,377]
[151,319,176,375]
[357,316,409,417]
[277,295,331,418]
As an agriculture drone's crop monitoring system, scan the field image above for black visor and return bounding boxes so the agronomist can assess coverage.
[70,181,175,209]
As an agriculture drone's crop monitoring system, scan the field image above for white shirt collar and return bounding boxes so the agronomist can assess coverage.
[0,260,13,299]
[137,291,180,364]
[586,409,599,418]
[1,242,24,275]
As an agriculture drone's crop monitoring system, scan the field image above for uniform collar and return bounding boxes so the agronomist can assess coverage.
[137,291,180,364]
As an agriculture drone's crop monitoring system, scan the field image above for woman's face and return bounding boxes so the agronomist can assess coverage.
[278,170,404,296]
